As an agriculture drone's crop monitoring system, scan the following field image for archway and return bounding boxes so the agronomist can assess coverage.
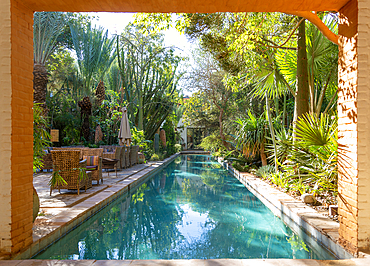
[0,0,365,257]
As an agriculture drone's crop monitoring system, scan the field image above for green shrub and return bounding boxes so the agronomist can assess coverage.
[232,162,250,172]
[174,144,182,153]
[33,104,51,172]
[252,165,275,179]
[199,133,226,153]
[150,153,160,161]
[131,126,153,159]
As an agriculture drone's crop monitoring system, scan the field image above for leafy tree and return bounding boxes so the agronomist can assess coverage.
[183,47,232,146]
[182,91,219,131]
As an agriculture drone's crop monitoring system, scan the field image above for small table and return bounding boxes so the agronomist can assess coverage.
[102,158,119,177]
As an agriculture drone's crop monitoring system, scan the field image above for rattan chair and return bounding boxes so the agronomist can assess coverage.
[81,148,103,184]
[53,147,84,159]
[129,145,139,166]
[50,150,89,195]
[100,145,122,170]
[122,145,131,168]
[119,146,126,169]
[41,152,53,171]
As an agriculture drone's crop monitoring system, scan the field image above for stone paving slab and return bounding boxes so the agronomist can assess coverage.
[31,163,154,247]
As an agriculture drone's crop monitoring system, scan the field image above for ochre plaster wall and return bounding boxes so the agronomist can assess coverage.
[338,0,359,253]
[356,0,370,252]
[20,0,348,13]
[338,0,370,254]
[0,0,13,255]
[0,0,33,257]
[10,0,34,254]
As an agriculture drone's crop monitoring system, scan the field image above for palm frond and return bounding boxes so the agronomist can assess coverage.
[294,113,337,147]
[34,12,66,64]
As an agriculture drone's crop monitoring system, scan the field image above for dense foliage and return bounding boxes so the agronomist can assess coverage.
[34,12,184,162]
[134,12,340,204]
[34,11,340,204]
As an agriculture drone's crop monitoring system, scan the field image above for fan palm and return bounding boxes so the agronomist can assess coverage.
[276,15,338,115]
[251,15,338,125]
[33,12,66,108]
[277,113,338,194]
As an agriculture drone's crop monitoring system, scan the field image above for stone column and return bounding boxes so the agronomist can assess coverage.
[0,0,34,257]
[338,0,370,255]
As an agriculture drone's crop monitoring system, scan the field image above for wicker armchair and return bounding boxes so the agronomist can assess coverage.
[129,145,139,166]
[53,147,84,159]
[120,145,131,169]
[81,148,103,184]
[100,145,122,170]
[41,152,53,171]
[119,146,126,169]
[50,150,89,195]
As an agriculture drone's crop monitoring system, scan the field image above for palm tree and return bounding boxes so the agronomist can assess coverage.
[33,12,65,109]
[69,22,116,141]
[250,15,338,126]
[288,113,338,194]
[69,22,116,98]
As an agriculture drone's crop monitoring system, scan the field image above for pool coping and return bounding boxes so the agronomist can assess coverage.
[217,157,357,259]
[12,153,180,260]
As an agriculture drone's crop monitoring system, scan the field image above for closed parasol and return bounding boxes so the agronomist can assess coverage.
[118,107,132,146]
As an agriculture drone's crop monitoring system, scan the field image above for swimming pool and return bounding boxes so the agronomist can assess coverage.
[34,154,336,260]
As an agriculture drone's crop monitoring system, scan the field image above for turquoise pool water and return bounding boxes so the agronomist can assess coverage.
[34,155,336,260]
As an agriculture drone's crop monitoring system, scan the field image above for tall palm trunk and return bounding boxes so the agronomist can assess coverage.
[294,19,310,127]
[218,108,228,147]
[260,143,267,166]
[33,63,48,110]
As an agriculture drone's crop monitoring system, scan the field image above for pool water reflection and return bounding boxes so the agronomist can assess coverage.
[34,155,336,260]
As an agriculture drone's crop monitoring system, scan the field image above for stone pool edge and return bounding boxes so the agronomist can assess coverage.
[12,153,180,260]
[218,157,356,259]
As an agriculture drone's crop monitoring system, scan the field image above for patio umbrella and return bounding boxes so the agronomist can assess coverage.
[118,107,132,146]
